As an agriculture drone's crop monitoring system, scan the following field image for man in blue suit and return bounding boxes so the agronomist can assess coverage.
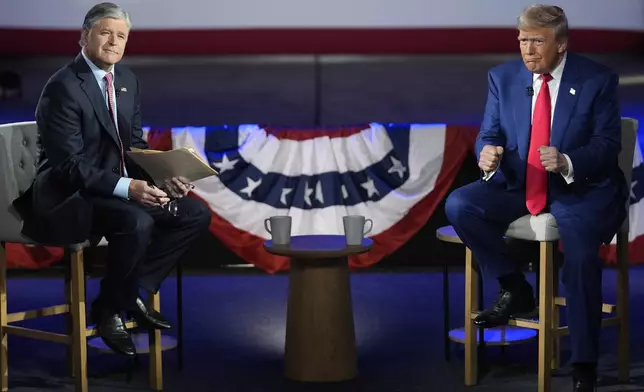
[445,4,628,391]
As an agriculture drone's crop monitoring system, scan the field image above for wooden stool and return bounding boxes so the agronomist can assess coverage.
[0,242,164,392]
[436,225,537,382]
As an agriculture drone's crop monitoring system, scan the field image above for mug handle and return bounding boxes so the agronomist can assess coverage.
[264,218,272,234]
[363,219,373,236]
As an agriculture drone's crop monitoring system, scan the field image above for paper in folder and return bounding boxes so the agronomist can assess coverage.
[126,147,218,186]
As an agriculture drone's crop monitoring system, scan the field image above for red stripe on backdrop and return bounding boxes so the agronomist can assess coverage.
[4,243,62,269]
[600,235,644,265]
[1,28,642,55]
[195,125,477,273]
[262,125,369,140]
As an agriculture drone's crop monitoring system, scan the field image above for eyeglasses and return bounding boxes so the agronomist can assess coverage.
[162,199,179,216]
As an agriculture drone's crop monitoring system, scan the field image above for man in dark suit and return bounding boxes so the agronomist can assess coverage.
[445,5,627,391]
[13,2,211,356]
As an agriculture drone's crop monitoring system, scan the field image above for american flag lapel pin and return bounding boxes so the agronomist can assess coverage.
[569,88,576,95]
[120,87,127,93]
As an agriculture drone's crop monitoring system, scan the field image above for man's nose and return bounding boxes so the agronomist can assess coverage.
[525,42,536,54]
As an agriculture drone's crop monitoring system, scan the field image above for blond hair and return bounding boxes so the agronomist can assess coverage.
[517,4,569,40]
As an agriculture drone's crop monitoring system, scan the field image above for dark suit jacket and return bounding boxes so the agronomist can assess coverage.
[475,52,628,243]
[13,54,151,244]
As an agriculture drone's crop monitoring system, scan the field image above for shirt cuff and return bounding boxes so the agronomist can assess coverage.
[482,169,497,181]
[113,177,133,199]
[561,153,574,184]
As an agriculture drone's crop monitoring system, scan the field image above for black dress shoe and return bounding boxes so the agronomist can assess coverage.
[572,376,596,391]
[127,296,172,330]
[473,288,536,328]
[572,364,597,392]
[91,310,136,357]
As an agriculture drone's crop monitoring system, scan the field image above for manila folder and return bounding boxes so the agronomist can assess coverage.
[126,147,218,186]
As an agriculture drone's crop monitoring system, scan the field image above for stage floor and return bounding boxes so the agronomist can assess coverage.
[3,266,644,391]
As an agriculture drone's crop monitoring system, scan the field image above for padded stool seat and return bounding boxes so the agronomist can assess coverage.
[506,214,559,242]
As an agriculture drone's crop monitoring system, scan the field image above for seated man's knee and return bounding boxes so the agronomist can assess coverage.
[183,197,211,229]
[445,187,475,225]
[122,210,155,243]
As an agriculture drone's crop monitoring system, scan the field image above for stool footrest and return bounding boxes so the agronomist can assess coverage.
[554,297,616,314]
[468,311,622,336]
[3,325,70,344]
[7,304,69,322]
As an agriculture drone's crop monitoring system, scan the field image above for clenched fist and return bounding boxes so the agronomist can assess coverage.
[539,146,569,174]
[479,145,504,172]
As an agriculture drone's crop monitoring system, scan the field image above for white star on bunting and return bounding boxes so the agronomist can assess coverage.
[315,181,324,204]
[280,188,292,205]
[387,156,406,178]
[211,153,239,174]
[361,177,379,198]
[239,177,262,198]
[303,182,314,206]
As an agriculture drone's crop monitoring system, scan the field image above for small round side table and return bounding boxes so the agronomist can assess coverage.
[264,234,373,382]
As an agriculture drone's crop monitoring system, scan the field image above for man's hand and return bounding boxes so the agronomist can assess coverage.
[128,179,170,206]
[162,176,192,199]
[539,146,569,174]
[479,145,504,172]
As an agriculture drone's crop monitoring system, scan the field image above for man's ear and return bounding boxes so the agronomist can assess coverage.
[557,39,568,54]
[79,29,89,46]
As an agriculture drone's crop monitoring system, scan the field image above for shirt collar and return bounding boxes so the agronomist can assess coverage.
[533,51,567,82]
[81,49,114,81]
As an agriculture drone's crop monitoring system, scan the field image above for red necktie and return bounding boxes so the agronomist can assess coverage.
[525,73,553,215]
[104,72,125,175]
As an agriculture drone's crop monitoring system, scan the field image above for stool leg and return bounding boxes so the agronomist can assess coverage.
[148,293,163,391]
[551,263,560,371]
[69,249,88,392]
[616,231,630,382]
[477,269,486,376]
[537,242,554,392]
[176,263,184,371]
[464,247,478,386]
[443,256,450,361]
[0,244,8,392]
[63,250,74,377]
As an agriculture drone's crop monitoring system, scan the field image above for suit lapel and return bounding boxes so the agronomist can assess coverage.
[117,111,131,148]
[74,54,121,148]
[550,55,580,150]
[514,66,533,160]
[114,67,132,149]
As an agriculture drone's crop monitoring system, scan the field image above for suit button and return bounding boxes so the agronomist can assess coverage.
[112,167,119,173]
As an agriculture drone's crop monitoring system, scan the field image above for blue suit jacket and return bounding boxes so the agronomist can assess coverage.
[475,52,628,242]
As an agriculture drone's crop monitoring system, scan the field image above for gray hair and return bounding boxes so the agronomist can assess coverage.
[79,2,131,46]
[517,4,569,41]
